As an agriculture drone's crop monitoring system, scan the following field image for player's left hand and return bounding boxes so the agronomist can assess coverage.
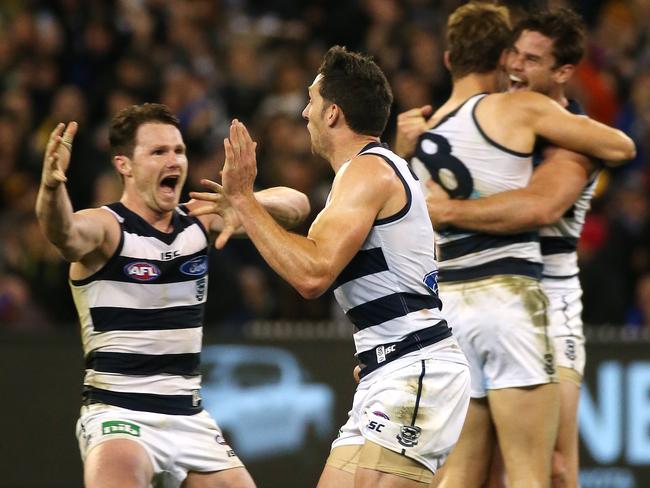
[189,181,242,249]
[353,365,361,384]
[221,119,257,200]
[395,105,433,158]
[425,179,451,228]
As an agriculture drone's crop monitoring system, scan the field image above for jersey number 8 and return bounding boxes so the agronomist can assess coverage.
[414,132,474,199]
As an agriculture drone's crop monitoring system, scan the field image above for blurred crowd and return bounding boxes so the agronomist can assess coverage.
[0,0,648,333]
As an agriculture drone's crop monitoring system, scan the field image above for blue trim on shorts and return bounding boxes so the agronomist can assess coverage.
[357,321,451,378]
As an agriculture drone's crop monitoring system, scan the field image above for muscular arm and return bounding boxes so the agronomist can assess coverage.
[35,122,113,263]
[229,156,392,298]
[36,185,110,262]
[216,120,393,298]
[246,186,310,229]
[514,92,635,163]
[428,147,593,233]
[188,184,310,248]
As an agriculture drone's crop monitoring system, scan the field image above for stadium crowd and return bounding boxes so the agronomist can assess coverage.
[0,0,648,332]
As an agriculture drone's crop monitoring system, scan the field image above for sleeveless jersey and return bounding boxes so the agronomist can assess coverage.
[411,93,542,283]
[332,142,451,378]
[70,202,209,415]
[534,99,599,279]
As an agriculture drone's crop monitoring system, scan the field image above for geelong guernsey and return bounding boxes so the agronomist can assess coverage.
[411,93,542,283]
[70,202,209,415]
[535,99,599,279]
[332,142,451,378]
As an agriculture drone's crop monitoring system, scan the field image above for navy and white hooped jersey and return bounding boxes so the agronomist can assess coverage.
[332,142,451,378]
[534,99,599,279]
[411,93,542,283]
[70,202,209,415]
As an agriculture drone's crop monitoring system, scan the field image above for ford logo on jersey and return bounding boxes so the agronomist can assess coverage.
[180,255,208,276]
[124,262,161,281]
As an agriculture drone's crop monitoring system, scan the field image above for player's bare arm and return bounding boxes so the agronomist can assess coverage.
[480,91,636,161]
[202,120,397,299]
[427,147,594,233]
[189,182,310,249]
[36,122,119,265]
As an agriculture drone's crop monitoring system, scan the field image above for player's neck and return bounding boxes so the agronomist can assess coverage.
[549,85,568,107]
[449,72,499,102]
[328,132,380,173]
[120,194,175,233]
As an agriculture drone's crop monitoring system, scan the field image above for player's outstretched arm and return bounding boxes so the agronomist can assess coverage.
[427,147,593,233]
[189,181,310,249]
[35,122,112,262]
[519,92,635,163]
[209,120,389,298]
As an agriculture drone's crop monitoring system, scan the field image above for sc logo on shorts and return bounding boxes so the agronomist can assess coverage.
[367,420,385,433]
[565,338,577,361]
[397,425,421,447]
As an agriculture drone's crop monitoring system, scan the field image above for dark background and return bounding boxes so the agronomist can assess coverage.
[1,326,649,488]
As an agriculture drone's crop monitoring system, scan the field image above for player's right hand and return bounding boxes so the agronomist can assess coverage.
[395,105,433,159]
[42,121,78,189]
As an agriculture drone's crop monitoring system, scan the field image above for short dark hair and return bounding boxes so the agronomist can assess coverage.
[446,3,512,79]
[109,103,180,158]
[317,45,393,137]
[513,8,586,67]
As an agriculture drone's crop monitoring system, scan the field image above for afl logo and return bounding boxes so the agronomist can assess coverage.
[180,255,208,276]
[124,262,160,281]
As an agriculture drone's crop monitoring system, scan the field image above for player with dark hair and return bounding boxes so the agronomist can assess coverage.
[193,45,471,487]
[36,102,310,488]
[426,9,600,487]
[396,3,633,487]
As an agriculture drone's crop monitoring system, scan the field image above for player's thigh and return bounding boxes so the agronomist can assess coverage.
[321,439,434,487]
[84,438,153,488]
[436,397,495,488]
[488,384,559,469]
[355,466,429,488]
[553,378,580,482]
[318,446,358,488]
[557,376,580,448]
[182,467,256,488]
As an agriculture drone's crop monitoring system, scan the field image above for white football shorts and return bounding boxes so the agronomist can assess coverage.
[332,338,471,474]
[76,404,243,487]
[543,275,585,380]
[439,275,557,398]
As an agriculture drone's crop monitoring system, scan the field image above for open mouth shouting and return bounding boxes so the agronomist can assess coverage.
[509,73,529,92]
[159,174,180,198]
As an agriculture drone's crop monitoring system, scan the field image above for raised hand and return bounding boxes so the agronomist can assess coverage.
[395,105,433,158]
[42,121,78,189]
[189,179,242,249]
[221,119,257,199]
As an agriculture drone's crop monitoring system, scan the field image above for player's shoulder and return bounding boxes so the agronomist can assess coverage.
[487,90,549,108]
[352,152,399,181]
[332,153,399,198]
[76,205,120,222]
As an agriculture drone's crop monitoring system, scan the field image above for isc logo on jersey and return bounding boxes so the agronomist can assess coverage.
[124,262,160,281]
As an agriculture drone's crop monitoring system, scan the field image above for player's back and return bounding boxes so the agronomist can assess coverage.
[412,93,542,283]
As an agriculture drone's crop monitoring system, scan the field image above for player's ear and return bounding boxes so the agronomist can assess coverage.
[326,103,340,128]
[443,51,451,71]
[553,64,575,85]
[114,155,132,178]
